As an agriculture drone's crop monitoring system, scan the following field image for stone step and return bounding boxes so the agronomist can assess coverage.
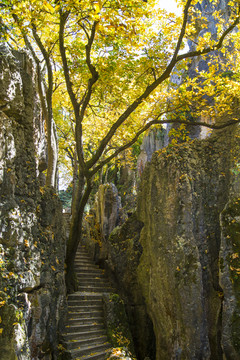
[75,263,102,268]
[68,292,103,301]
[64,323,105,333]
[75,254,90,259]
[75,255,93,259]
[75,260,95,265]
[67,317,103,326]
[74,349,110,360]
[67,310,103,318]
[78,283,111,290]
[77,272,105,277]
[75,261,95,266]
[67,335,108,349]
[78,286,113,293]
[63,329,107,341]
[79,282,113,288]
[68,299,103,306]
[63,246,114,359]
[75,269,102,274]
[69,343,110,358]
[75,263,97,267]
[68,304,103,312]
[77,274,106,280]
[78,278,109,284]
[75,253,91,257]
[75,268,105,275]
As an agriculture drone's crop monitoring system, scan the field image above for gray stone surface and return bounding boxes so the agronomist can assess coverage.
[84,183,123,263]
[83,186,155,359]
[137,126,240,359]
[96,183,122,242]
[0,45,66,359]
[103,293,135,356]
[104,214,155,360]
[137,128,167,177]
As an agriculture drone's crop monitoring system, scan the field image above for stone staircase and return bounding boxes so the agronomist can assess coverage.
[62,245,114,359]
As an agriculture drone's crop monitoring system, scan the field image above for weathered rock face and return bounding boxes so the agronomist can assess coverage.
[103,293,135,356]
[0,45,66,359]
[96,183,122,242]
[220,199,240,359]
[83,185,156,360]
[107,214,156,360]
[137,126,240,359]
[137,128,167,177]
[84,183,123,264]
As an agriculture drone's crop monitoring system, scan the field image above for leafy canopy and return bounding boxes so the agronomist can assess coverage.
[1,0,240,184]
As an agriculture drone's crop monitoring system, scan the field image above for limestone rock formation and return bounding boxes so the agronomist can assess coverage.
[102,293,135,356]
[83,185,155,360]
[84,125,240,360]
[0,45,66,359]
[137,126,240,359]
[107,214,155,360]
[84,183,123,264]
[137,127,167,177]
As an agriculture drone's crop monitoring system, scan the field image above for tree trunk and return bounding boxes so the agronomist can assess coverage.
[65,173,92,293]
[46,116,58,188]
[71,149,79,213]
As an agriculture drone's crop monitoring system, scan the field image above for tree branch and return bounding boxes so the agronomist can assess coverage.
[86,1,239,171]
[79,20,99,122]
[89,117,240,177]
[31,23,53,121]
[176,14,240,62]
[75,20,99,173]
[86,0,193,170]
[170,0,192,65]
[59,9,80,119]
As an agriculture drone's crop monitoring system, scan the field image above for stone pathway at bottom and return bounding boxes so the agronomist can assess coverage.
[62,245,114,360]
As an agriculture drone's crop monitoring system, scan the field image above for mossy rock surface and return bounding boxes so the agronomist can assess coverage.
[220,198,240,357]
[136,127,240,359]
[103,293,135,356]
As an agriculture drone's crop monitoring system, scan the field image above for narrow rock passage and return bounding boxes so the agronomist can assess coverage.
[62,245,114,359]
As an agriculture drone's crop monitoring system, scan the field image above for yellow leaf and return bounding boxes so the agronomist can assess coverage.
[94,3,100,13]
[43,1,54,13]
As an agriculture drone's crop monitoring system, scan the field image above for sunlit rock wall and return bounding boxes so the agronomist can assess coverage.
[137,127,167,177]
[83,184,156,360]
[137,126,240,359]
[84,183,123,265]
[0,45,66,360]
